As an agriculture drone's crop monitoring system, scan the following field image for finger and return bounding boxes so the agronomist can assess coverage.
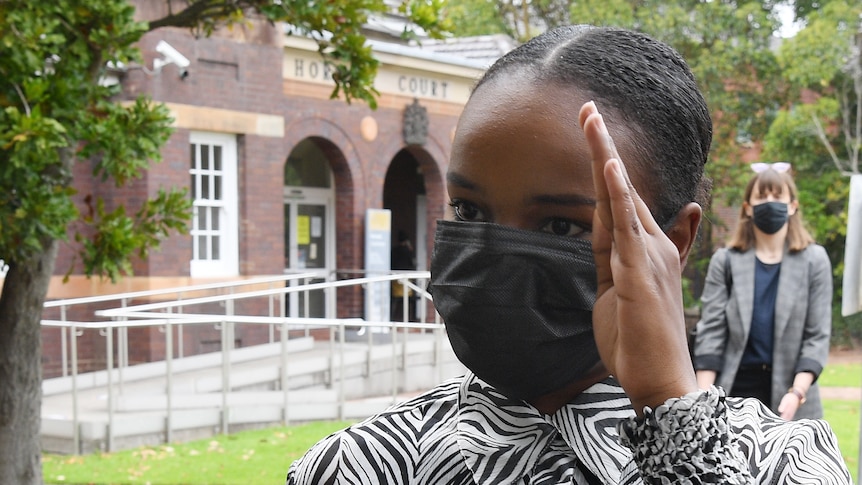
[580,102,615,234]
[591,207,614,294]
[580,104,660,237]
[603,158,649,268]
[580,102,615,292]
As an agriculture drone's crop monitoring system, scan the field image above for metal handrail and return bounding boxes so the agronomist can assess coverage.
[43,271,325,308]
[41,270,452,455]
[95,272,431,317]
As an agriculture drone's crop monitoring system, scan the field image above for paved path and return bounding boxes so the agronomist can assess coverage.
[820,386,861,400]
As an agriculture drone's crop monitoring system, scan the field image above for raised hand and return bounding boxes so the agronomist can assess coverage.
[578,101,698,414]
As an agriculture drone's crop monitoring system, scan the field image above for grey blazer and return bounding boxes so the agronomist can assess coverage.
[693,244,833,419]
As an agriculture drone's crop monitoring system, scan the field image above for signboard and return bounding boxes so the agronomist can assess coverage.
[364,209,391,324]
[842,174,862,316]
[283,51,475,104]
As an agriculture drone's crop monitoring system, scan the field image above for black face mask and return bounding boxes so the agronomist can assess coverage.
[752,201,789,234]
[429,221,601,401]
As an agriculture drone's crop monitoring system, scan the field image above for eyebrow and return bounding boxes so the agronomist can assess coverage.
[446,171,478,191]
[447,171,595,208]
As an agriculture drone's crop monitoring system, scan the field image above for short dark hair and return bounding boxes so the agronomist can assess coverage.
[475,25,713,229]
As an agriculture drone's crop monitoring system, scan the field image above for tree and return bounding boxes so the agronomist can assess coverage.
[771,2,862,176]
[447,0,510,39]
[0,1,448,482]
[447,0,789,193]
[763,1,862,341]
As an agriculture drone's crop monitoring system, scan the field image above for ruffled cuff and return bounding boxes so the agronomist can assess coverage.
[618,387,751,484]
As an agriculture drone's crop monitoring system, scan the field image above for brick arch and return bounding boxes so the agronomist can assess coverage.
[376,130,449,209]
[380,138,448,324]
[377,129,449,273]
[282,117,365,317]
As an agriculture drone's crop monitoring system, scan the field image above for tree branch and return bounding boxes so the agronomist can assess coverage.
[811,114,852,176]
[148,0,246,31]
[12,84,30,116]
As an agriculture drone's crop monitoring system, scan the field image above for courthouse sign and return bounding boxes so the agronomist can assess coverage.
[282,36,481,105]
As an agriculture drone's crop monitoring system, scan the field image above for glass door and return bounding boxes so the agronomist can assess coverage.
[284,188,333,318]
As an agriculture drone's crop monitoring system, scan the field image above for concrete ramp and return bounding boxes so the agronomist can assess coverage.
[41,333,466,454]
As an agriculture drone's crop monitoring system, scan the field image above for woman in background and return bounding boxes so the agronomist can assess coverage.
[694,162,832,420]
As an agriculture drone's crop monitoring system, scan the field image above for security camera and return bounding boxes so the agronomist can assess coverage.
[153,40,190,76]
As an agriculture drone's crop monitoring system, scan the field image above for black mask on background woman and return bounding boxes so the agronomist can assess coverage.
[752,201,789,234]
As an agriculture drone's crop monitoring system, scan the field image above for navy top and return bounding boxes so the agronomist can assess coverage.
[741,258,781,366]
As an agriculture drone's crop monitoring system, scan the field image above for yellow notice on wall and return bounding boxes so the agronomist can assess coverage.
[367,209,391,231]
[297,215,310,245]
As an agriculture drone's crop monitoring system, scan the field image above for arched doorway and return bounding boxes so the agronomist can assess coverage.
[383,148,429,322]
[383,149,428,270]
[284,138,337,318]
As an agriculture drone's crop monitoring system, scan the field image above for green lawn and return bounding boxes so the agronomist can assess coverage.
[824,399,860,483]
[43,421,353,485]
[43,396,861,484]
[819,361,861,482]
[819,362,862,388]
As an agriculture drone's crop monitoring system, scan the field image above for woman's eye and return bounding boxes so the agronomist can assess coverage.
[541,219,586,237]
[450,200,484,222]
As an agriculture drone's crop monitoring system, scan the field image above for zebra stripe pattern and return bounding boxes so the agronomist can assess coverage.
[287,374,851,484]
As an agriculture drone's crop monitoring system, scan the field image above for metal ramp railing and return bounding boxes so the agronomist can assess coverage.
[41,271,464,454]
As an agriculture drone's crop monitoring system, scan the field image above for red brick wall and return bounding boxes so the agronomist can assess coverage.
[46,12,461,373]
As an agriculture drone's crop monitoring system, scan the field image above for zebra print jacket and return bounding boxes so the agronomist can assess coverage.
[287,373,851,484]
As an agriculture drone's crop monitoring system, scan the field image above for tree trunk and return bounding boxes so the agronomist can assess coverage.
[0,241,57,484]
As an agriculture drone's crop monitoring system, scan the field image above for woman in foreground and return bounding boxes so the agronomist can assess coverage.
[287,25,851,484]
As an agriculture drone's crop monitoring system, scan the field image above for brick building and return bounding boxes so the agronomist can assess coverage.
[39,6,507,376]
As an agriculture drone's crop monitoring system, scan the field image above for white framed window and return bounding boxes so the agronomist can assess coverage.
[189,132,238,277]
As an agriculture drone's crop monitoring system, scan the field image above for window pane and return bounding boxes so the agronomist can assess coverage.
[190,173,196,199]
[198,235,208,259]
[214,146,222,172]
[212,235,220,260]
[284,139,331,188]
[214,175,222,201]
[201,144,210,170]
[200,204,209,230]
[202,175,210,199]
[190,144,197,170]
[211,207,219,230]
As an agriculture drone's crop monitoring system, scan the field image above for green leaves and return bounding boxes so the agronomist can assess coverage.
[262,0,388,106]
[74,189,191,282]
[79,98,174,186]
[0,105,76,260]
[151,0,451,106]
[0,0,183,279]
[777,2,861,90]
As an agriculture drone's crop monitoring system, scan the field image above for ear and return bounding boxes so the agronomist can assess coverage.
[788,199,799,216]
[666,202,702,266]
